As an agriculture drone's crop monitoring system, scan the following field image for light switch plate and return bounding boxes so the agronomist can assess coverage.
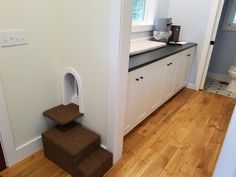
[0,29,28,47]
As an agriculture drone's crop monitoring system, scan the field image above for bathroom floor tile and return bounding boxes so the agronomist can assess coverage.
[204,78,236,98]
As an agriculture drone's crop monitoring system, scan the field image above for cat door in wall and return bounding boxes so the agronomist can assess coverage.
[62,68,84,113]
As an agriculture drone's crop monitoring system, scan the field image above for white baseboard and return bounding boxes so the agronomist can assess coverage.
[207,72,230,82]
[187,83,197,90]
[13,138,108,166]
[13,136,42,165]
[0,80,42,167]
[11,138,108,166]
[101,144,108,150]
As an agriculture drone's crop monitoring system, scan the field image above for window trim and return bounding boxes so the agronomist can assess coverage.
[223,0,236,31]
[132,0,157,32]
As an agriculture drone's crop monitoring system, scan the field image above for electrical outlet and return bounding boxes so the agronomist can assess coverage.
[0,29,28,47]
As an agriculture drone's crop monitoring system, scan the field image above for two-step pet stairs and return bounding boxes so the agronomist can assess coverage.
[42,103,113,177]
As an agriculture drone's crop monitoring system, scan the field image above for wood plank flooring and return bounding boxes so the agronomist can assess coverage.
[0,89,235,177]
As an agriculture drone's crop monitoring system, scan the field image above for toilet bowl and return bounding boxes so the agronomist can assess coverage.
[228,66,236,92]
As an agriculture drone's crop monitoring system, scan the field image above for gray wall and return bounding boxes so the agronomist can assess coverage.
[208,0,236,75]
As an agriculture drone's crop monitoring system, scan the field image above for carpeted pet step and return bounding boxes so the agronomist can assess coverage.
[42,122,100,175]
[77,147,113,177]
[43,103,83,125]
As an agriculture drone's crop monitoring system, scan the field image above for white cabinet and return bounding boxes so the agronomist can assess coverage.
[163,55,178,101]
[174,53,185,92]
[125,47,195,135]
[147,59,165,114]
[124,67,149,135]
[182,48,194,86]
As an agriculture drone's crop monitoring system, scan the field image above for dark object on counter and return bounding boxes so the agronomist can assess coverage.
[169,25,181,42]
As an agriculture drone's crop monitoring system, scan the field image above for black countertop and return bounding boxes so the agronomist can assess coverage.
[129,43,197,72]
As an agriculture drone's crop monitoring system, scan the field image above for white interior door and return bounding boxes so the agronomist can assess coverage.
[199,0,226,89]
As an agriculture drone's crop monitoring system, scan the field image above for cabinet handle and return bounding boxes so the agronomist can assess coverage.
[187,54,191,57]
[167,64,170,66]
[170,62,173,65]
[140,76,144,79]
[136,78,139,81]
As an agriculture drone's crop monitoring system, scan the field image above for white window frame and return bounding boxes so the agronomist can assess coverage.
[132,0,158,33]
[223,0,236,31]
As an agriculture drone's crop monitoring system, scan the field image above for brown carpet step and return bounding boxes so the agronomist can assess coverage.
[42,122,100,167]
[77,147,113,177]
[43,103,83,125]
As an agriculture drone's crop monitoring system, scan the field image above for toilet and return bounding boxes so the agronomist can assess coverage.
[228,66,236,92]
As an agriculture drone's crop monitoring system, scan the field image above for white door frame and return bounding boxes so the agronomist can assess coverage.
[199,0,226,89]
[106,0,132,163]
[195,0,225,90]
[0,80,17,166]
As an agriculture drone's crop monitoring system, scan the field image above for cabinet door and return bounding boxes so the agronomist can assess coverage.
[163,56,177,101]
[147,59,165,114]
[124,67,149,135]
[174,53,185,92]
[182,48,195,86]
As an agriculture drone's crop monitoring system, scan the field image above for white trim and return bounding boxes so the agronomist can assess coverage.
[213,106,236,177]
[199,0,225,90]
[62,67,84,113]
[100,144,108,150]
[107,0,131,163]
[15,136,41,151]
[132,25,154,33]
[207,72,230,82]
[0,80,42,166]
[195,0,223,90]
[14,137,42,164]
[130,36,153,43]
[131,0,157,32]
[0,80,16,166]
[199,45,215,89]
[186,83,197,90]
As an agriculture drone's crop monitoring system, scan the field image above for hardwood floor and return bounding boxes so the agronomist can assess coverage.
[0,89,235,177]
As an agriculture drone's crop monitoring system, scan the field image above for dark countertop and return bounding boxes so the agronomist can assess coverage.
[129,42,197,72]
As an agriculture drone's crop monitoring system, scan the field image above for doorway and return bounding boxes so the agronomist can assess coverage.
[0,142,6,171]
[202,0,236,98]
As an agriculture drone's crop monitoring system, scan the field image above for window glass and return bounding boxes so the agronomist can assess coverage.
[233,11,236,24]
[132,0,146,21]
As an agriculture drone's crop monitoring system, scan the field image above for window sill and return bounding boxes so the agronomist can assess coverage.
[132,25,154,33]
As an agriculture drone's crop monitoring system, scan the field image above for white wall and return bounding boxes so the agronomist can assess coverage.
[168,0,216,85]
[61,0,111,145]
[0,0,62,149]
[213,106,236,177]
[0,0,115,165]
[156,0,170,18]
[209,0,236,76]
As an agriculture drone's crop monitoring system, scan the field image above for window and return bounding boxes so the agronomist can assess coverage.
[223,0,236,31]
[233,12,236,24]
[132,0,146,22]
[131,0,157,32]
